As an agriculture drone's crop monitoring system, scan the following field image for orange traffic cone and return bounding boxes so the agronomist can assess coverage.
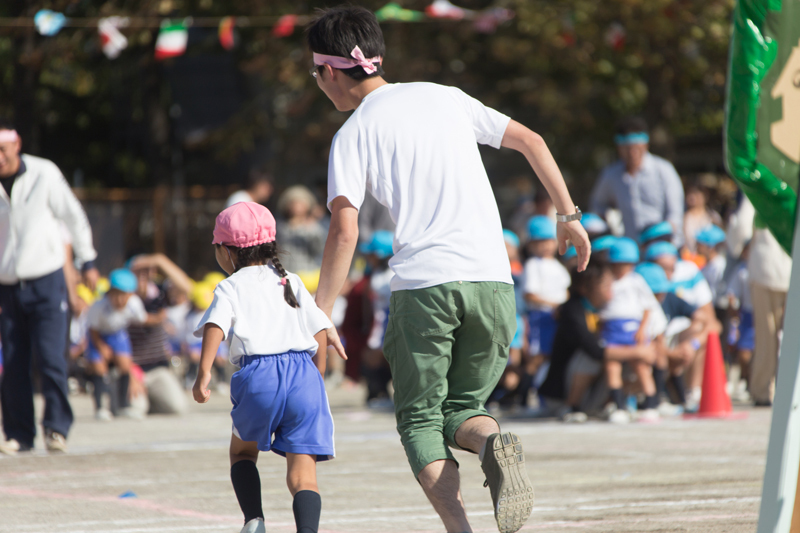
[684,331,747,420]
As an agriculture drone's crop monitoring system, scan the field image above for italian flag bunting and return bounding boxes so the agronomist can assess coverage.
[155,20,188,60]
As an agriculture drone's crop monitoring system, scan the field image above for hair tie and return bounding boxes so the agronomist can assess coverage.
[280,278,287,286]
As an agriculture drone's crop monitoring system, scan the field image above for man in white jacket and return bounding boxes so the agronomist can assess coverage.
[0,120,99,454]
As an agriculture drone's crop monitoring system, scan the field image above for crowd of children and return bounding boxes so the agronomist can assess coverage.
[491,196,757,423]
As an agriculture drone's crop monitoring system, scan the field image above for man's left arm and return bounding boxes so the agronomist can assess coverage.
[662,161,685,245]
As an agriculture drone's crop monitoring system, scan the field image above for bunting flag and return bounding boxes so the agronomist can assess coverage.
[425,0,470,20]
[375,3,425,22]
[473,8,514,34]
[155,20,189,60]
[34,10,67,36]
[604,22,626,51]
[98,17,129,59]
[272,14,297,38]
[218,16,236,50]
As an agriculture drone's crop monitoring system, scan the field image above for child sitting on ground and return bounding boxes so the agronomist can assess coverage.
[601,238,662,423]
[696,225,728,314]
[183,281,229,390]
[192,202,346,533]
[86,269,162,420]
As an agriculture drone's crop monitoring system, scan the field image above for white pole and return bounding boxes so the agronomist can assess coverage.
[758,205,800,532]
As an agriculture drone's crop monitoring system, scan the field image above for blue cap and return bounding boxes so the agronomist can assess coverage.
[608,237,640,264]
[502,229,520,248]
[580,213,608,235]
[644,241,679,261]
[563,245,577,260]
[635,262,672,294]
[527,216,556,240]
[591,235,617,252]
[639,221,673,244]
[696,225,726,247]
[109,268,138,293]
[359,230,395,259]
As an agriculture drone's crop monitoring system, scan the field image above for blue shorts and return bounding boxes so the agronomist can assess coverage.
[510,314,524,351]
[87,330,132,363]
[737,311,755,352]
[601,319,641,346]
[527,309,557,355]
[230,351,335,461]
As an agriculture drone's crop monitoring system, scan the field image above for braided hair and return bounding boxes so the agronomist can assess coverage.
[227,241,300,308]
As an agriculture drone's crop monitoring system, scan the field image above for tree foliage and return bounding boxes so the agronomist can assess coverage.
[0,0,734,198]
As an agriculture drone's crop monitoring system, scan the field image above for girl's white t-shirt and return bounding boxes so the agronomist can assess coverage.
[522,257,571,311]
[194,265,332,366]
[327,82,514,292]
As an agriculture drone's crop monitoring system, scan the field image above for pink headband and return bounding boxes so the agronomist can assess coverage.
[0,130,19,143]
[313,46,382,75]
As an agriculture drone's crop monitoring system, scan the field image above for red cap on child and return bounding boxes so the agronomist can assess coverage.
[212,202,276,247]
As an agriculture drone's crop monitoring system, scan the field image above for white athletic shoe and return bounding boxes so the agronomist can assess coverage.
[95,408,113,422]
[45,431,68,453]
[0,438,27,456]
[608,409,631,424]
[657,401,684,417]
[240,518,266,533]
[562,411,588,424]
[637,409,661,424]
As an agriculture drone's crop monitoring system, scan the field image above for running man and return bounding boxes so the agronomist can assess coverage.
[309,7,591,533]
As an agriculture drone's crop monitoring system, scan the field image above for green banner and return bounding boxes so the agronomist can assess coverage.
[724,0,800,255]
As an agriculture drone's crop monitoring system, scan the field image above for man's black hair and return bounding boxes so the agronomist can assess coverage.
[0,118,16,131]
[244,167,273,190]
[615,116,648,136]
[306,5,385,81]
[570,260,611,297]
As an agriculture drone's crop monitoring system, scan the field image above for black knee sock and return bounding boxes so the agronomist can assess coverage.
[117,373,130,409]
[293,490,321,533]
[91,374,108,411]
[610,388,625,410]
[644,394,660,410]
[653,368,667,400]
[230,461,264,524]
[670,375,687,404]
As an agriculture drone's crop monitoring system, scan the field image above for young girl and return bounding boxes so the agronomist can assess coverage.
[192,202,346,533]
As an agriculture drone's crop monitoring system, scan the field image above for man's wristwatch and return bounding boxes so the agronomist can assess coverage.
[555,206,582,223]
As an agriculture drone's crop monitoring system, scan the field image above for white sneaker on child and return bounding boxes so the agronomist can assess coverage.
[240,518,266,533]
[637,409,661,423]
[657,401,683,417]
[608,409,631,424]
[562,411,588,424]
[95,408,113,422]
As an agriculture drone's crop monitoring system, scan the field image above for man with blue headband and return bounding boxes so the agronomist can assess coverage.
[590,116,685,245]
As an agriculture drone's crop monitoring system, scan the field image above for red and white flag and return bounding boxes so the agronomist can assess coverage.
[98,17,128,59]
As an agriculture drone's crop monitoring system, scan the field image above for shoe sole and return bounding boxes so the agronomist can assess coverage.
[486,432,534,533]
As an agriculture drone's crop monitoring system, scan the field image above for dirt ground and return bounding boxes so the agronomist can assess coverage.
[0,384,766,532]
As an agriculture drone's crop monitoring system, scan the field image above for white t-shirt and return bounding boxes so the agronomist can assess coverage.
[600,272,662,322]
[748,227,792,292]
[672,260,713,307]
[327,82,513,292]
[522,257,570,311]
[225,190,253,208]
[702,254,727,306]
[87,294,147,335]
[194,265,332,366]
[727,263,753,312]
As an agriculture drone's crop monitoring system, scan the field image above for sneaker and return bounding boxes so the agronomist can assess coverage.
[45,430,68,453]
[481,432,534,533]
[657,401,684,417]
[240,518,266,533]
[562,411,588,424]
[118,407,145,420]
[95,408,113,422]
[0,438,31,456]
[608,409,631,424]
[637,408,661,423]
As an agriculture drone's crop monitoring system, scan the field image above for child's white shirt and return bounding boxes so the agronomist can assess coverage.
[370,268,394,313]
[165,301,190,342]
[600,271,661,322]
[702,254,727,305]
[727,263,753,312]
[522,257,570,311]
[87,294,147,335]
[194,265,332,366]
[672,260,713,307]
[327,82,513,292]
[183,309,204,348]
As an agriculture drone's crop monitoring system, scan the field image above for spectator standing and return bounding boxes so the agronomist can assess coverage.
[591,117,685,244]
[0,121,99,455]
[683,181,723,253]
[748,226,792,406]
[225,167,274,208]
[277,185,327,273]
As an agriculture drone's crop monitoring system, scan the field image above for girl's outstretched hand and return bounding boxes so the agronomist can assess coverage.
[324,327,348,361]
[192,370,212,403]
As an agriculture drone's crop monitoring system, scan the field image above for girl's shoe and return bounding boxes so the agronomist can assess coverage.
[608,409,631,424]
[240,518,265,533]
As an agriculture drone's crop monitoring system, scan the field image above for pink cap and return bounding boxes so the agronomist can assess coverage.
[212,202,276,247]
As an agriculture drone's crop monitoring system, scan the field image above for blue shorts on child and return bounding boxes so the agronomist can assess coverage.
[230,351,335,461]
[601,319,641,346]
[87,330,132,363]
[737,311,755,352]
[527,308,557,355]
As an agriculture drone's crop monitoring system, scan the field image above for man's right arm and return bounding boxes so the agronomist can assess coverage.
[315,196,359,317]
